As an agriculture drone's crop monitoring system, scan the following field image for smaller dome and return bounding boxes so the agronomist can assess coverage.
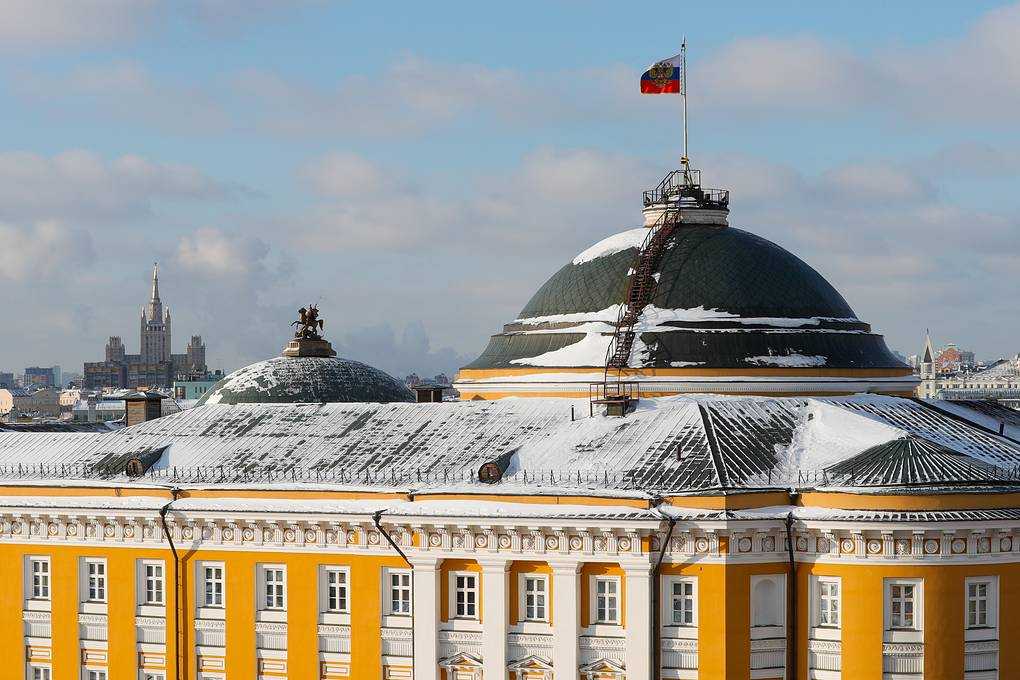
[196,356,414,406]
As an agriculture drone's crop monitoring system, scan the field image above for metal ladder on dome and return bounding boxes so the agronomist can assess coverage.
[590,206,680,416]
[604,207,680,374]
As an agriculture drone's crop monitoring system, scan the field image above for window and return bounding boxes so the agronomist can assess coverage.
[29,668,50,680]
[203,564,224,607]
[30,558,50,599]
[390,571,412,615]
[670,578,696,625]
[967,579,994,628]
[454,573,478,619]
[594,577,619,624]
[817,578,840,627]
[524,576,547,622]
[889,583,917,629]
[142,674,165,680]
[324,568,349,613]
[86,560,106,602]
[262,567,286,610]
[751,575,785,628]
[143,562,164,605]
[86,672,107,680]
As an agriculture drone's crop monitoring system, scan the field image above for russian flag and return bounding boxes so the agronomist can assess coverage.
[640,53,682,94]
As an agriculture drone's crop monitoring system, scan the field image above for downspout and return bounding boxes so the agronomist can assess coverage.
[159,488,182,680]
[373,509,415,672]
[785,512,798,680]
[652,515,677,680]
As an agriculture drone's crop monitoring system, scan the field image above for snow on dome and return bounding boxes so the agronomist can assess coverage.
[571,227,647,265]
[197,356,414,406]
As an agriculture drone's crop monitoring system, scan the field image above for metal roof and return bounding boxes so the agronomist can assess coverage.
[0,395,1017,494]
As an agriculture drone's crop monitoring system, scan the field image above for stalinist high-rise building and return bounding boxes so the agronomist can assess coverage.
[140,263,171,364]
[83,264,209,389]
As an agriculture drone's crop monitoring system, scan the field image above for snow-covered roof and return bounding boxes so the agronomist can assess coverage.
[0,395,1017,495]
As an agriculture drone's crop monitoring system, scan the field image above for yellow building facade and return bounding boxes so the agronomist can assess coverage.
[0,483,1017,680]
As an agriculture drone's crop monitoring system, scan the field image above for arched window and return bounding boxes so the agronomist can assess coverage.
[753,577,779,626]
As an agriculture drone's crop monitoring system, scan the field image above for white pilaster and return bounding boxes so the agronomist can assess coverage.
[480,559,509,680]
[624,563,653,679]
[550,560,581,680]
[411,555,442,680]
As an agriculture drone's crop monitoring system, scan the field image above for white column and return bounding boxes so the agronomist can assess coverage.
[480,559,509,679]
[624,563,653,680]
[550,560,581,680]
[411,555,442,680]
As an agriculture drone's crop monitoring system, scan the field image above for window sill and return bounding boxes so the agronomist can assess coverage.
[320,612,351,626]
[24,599,51,612]
[137,604,165,618]
[582,623,623,637]
[256,610,287,624]
[80,602,108,615]
[195,606,225,620]
[382,614,412,628]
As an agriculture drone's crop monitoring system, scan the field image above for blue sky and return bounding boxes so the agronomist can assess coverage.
[2,0,1019,378]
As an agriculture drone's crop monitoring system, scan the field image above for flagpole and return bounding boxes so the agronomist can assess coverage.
[681,38,688,169]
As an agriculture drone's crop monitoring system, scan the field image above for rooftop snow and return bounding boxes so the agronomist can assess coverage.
[0,395,1016,494]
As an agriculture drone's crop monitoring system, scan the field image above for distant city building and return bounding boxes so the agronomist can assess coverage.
[0,372,14,389]
[0,387,61,420]
[173,371,224,401]
[23,366,58,388]
[83,265,212,390]
[916,332,1020,405]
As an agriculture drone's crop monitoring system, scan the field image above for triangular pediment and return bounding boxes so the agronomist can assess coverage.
[439,652,483,668]
[579,658,626,673]
[508,654,554,671]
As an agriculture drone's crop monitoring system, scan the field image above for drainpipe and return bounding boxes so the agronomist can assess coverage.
[652,516,677,680]
[159,488,182,680]
[373,509,415,673]
[785,512,798,680]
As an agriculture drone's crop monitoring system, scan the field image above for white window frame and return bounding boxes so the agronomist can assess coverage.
[592,576,621,625]
[320,566,351,624]
[884,578,923,643]
[84,671,107,680]
[521,574,549,623]
[259,565,287,611]
[814,576,841,628]
[141,673,166,680]
[138,560,165,607]
[196,562,225,620]
[26,556,51,606]
[80,558,108,613]
[28,666,51,680]
[964,576,998,642]
[450,571,479,620]
[664,576,697,627]
[387,569,413,616]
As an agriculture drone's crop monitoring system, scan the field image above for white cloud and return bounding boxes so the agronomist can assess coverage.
[301,152,387,198]
[0,0,157,49]
[0,150,237,222]
[0,221,92,281]
[177,228,269,276]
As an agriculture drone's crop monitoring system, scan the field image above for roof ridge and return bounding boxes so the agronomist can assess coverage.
[696,403,728,488]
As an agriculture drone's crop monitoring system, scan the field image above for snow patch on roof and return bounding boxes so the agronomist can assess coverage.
[745,353,828,368]
[572,228,647,265]
[510,332,611,367]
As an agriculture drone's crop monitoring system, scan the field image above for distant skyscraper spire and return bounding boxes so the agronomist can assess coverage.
[147,262,163,322]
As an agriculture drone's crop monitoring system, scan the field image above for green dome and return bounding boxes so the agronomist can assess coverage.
[463,224,908,371]
[520,226,855,320]
[196,356,414,406]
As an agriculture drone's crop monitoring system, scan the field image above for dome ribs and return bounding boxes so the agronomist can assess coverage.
[606,210,679,373]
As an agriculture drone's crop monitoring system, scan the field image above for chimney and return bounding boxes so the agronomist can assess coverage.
[413,384,446,403]
[124,391,163,427]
